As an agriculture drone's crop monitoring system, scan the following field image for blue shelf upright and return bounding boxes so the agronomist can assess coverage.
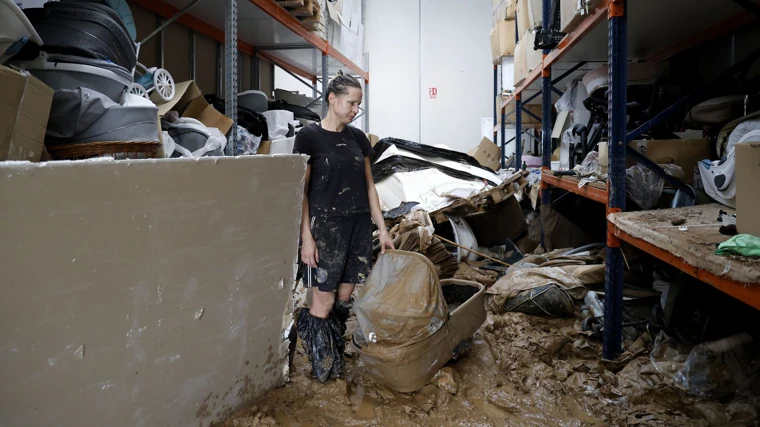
[604,0,627,360]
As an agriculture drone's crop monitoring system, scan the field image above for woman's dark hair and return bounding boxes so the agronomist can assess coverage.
[326,72,362,108]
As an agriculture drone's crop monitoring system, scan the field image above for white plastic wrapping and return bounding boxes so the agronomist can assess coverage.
[161,131,175,158]
[167,117,227,158]
[262,110,297,141]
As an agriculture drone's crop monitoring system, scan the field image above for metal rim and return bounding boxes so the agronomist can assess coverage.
[153,68,175,102]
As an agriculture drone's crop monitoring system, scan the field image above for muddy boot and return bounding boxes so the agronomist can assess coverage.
[297,310,345,383]
[332,299,352,336]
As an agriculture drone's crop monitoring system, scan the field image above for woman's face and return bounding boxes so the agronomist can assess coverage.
[329,87,363,124]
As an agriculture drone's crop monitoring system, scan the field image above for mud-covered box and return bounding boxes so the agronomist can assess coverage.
[352,251,487,392]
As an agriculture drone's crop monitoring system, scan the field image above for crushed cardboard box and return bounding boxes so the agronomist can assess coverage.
[0,65,53,162]
[152,81,233,135]
[468,137,502,171]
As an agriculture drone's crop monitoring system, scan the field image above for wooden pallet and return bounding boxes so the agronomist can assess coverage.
[277,0,324,24]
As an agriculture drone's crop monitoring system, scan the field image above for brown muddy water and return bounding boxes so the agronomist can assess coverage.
[226,313,760,426]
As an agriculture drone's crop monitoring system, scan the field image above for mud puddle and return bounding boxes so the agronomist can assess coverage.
[226,313,759,426]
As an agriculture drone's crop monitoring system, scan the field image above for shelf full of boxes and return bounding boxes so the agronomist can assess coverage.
[490,0,760,359]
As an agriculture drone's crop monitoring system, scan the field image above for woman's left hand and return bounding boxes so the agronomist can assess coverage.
[378,230,395,254]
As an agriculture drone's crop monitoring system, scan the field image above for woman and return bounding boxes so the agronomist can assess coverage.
[294,73,394,382]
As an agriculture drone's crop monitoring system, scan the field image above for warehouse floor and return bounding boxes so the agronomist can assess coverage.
[226,313,760,426]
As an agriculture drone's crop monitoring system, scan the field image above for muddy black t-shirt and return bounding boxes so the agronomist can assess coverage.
[293,123,373,217]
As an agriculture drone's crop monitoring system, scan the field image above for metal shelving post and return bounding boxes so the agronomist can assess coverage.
[515,93,522,169]
[604,0,628,360]
[224,0,239,155]
[321,53,328,118]
[494,65,498,146]
[540,0,552,204]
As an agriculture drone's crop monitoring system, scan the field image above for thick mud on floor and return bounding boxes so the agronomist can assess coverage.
[227,313,760,426]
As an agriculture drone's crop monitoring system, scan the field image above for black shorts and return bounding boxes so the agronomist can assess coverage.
[306,213,372,293]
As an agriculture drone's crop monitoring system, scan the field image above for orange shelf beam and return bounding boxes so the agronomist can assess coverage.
[544,5,606,68]
[611,226,760,310]
[541,172,608,204]
[248,0,369,82]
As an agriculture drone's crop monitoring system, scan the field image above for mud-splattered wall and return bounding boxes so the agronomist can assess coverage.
[0,156,306,426]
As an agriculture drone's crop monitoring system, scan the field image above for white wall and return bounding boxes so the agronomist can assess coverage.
[419,0,493,152]
[364,0,493,152]
[364,0,421,142]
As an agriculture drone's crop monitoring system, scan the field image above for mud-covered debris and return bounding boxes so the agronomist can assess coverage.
[433,367,458,395]
[671,218,687,226]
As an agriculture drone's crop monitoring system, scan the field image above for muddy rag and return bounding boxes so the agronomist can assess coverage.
[715,234,760,257]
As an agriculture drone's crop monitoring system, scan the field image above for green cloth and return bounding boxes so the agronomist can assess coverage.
[715,234,760,257]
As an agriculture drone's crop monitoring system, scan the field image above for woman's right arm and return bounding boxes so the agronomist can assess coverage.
[300,165,318,267]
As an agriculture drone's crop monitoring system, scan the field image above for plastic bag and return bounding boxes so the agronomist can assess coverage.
[650,331,760,398]
[262,110,297,140]
[235,125,261,155]
[626,164,664,209]
[296,310,345,383]
[573,151,600,177]
[165,117,227,158]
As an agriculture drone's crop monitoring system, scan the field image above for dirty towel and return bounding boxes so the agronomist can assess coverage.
[715,234,760,257]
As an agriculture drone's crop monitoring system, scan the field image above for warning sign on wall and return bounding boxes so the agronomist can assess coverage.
[429,87,437,99]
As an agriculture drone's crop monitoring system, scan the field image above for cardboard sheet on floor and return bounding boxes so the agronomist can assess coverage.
[0,156,307,426]
[608,204,760,284]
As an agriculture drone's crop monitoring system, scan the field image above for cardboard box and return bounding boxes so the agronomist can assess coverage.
[0,156,307,426]
[153,80,233,135]
[491,20,517,64]
[257,140,272,154]
[628,139,711,184]
[736,142,760,236]
[366,133,380,147]
[0,65,53,162]
[468,137,502,171]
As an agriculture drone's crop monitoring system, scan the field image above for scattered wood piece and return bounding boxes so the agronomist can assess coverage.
[433,234,512,268]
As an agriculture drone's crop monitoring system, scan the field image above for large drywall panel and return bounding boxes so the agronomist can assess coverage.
[364,0,421,142]
[420,0,493,152]
[0,156,307,426]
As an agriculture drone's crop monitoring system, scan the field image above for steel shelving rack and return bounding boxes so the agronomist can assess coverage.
[130,0,370,154]
[492,0,759,359]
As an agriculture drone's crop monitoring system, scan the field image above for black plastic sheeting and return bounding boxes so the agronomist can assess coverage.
[269,99,321,122]
[383,201,420,220]
[296,310,345,383]
[371,137,499,186]
[24,1,137,70]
